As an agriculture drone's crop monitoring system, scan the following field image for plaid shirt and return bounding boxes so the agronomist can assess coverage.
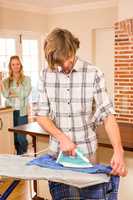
[36,57,115,156]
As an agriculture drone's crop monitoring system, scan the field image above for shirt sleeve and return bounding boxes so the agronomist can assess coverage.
[92,68,115,126]
[33,68,50,117]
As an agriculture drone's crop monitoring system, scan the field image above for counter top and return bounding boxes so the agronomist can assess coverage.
[0,106,13,112]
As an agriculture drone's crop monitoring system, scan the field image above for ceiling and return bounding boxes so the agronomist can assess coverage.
[0,0,118,14]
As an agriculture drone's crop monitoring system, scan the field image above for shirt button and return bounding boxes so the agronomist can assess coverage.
[68,102,70,104]
[67,88,69,91]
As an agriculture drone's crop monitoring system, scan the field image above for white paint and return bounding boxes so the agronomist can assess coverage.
[118,0,133,20]
[0,0,118,14]
[94,28,114,99]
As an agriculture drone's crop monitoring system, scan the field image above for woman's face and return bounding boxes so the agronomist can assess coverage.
[10,59,21,74]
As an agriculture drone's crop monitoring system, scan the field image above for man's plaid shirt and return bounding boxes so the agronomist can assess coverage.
[36,57,115,156]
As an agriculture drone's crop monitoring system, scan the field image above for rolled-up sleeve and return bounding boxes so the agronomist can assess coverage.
[34,69,50,117]
[92,68,115,126]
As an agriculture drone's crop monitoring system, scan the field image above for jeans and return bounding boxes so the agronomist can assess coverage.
[48,177,119,200]
[13,110,28,155]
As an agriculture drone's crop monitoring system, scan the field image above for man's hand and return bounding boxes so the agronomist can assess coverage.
[111,149,127,177]
[59,134,76,156]
[37,116,77,156]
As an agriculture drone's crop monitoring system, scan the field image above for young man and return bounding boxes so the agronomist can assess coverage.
[36,28,127,199]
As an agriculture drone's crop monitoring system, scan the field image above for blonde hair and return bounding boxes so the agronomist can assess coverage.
[8,55,25,87]
[44,28,80,69]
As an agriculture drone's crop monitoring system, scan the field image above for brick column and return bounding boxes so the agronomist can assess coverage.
[114,19,133,123]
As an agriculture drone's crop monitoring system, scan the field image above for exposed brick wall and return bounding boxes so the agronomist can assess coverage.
[114,19,133,123]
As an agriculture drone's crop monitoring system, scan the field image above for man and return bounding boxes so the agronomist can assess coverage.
[36,28,127,199]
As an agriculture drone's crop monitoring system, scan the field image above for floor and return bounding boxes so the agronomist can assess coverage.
[0,179,32,200]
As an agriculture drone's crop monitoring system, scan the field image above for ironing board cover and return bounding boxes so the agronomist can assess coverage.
[0,154,112,188]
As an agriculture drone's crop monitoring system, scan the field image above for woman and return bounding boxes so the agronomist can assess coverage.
[0,55,31,155]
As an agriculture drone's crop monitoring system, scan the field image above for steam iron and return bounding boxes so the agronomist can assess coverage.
[56,148,93,168]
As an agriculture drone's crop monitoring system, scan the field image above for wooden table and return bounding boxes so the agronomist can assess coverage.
[8,122,49,200]
[9,122,49,154]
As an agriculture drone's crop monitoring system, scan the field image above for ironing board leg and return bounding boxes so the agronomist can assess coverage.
[0,180,20,200]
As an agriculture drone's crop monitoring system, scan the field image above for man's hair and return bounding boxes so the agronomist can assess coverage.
[44,28,80,69]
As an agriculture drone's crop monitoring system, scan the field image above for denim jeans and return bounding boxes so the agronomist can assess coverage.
[48,177,119,200]
[13,110,28,155]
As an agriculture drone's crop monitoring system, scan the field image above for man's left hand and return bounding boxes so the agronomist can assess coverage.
[110,149,127,177]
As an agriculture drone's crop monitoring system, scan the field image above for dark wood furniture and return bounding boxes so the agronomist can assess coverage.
[9,121,133,153]
[9,122,49,154]
[96,122,133,151]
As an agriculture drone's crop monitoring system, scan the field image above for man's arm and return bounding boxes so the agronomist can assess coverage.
[104,114,127,176]
[35,69,76,155]
[36,116,76,155]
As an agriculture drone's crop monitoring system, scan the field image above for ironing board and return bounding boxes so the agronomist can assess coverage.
[8,122,49,200]
[0,154,110,200]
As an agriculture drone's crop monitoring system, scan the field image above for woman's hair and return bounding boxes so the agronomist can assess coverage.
[8,55,24,87]
[44,28,80,69]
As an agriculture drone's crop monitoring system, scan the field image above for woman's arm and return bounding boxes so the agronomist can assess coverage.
[0,79,10,98]
[16,76,32,99]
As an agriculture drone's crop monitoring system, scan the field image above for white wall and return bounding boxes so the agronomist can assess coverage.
[0,7,48,33]
[0,6,117,62]
[94,28,114,98]
[48,7,118,62]
[118,0,133,20]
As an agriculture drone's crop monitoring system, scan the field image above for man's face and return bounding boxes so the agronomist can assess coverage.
[61,56,75,74]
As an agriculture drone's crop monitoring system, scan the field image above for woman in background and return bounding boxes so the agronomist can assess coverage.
[0,55,31,155]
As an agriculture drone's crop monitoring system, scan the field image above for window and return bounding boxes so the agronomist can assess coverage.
[22,38,40,102]
[0,37,16,77]
[0,31,43,103]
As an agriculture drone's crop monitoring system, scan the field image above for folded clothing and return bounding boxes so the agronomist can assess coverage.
[27,154,111,174]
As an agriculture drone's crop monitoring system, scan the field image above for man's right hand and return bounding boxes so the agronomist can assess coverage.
[59,134,76,156]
